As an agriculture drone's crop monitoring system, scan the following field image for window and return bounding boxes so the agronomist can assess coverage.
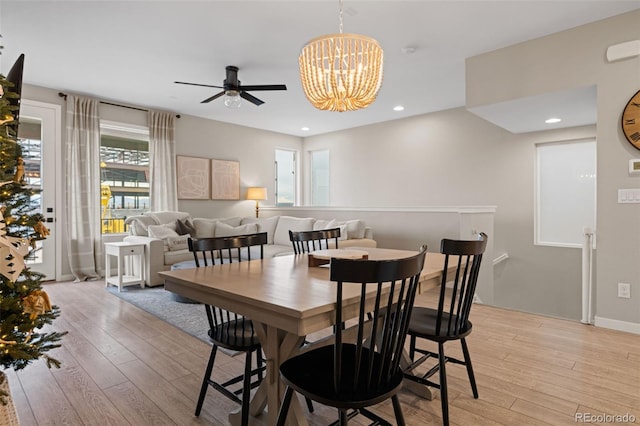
[100,121,150,234]
[535,139,596,247]
[275,149,296,206]
[310,149,329,205]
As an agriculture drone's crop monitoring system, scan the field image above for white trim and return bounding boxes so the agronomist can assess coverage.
[262,205,497,214]
[594,316,640,335]
[22,99,63,281]
[100,119,149,141]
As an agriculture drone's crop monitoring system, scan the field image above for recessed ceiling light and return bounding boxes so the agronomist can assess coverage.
[545,117,562,124]
[393,105,405,112]
[301,127,310,131]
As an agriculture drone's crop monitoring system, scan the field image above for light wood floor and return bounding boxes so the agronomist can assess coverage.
[5,280,640,425]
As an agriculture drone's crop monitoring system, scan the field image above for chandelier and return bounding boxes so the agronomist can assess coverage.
[299,0,383,112]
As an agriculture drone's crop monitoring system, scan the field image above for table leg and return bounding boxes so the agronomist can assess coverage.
[244,321,307,426]
[401,348,433,400]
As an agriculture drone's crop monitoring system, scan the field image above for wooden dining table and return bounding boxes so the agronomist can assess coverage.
[159,247,451,425]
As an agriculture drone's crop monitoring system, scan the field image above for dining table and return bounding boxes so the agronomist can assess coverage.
[159,247,452,425]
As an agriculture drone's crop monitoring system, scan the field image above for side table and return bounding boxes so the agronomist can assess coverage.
[105,242,145,292]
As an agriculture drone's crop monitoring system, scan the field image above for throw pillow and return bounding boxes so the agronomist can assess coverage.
[273,216,315,246]
[338,219,366,239]
[147,223,179,240]
[124,215,158,236]
[192,218,217,238]
[313,219,347,240]
[214,222,258,238]
[166,234,190,251]
[241,216,279,244]
[175,218,196,236]
[145,211,190,225]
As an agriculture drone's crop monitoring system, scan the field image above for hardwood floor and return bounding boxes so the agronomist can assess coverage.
[5,280,640,425]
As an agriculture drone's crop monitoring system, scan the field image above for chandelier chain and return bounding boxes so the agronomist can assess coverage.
[339,0,344,34]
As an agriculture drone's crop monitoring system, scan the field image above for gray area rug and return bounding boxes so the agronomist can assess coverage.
[106,286,209,343]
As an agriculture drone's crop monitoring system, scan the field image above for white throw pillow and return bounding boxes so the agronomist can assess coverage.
[241,216,279,244]
[337,219,366,239]
[313,219,347,240]
[192,218,217,238]
[124,215,158,236]
[147,223,179,239]
[214,222,258,238]
[145,211,190,225]
[166,234,190,251]
[273,216,315,246]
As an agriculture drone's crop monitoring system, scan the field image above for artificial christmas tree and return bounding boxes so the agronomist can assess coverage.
[0,54,66,421]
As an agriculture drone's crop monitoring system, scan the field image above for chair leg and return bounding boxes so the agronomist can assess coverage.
[305,396,314,413]
[461,338,479,398]
[240,350,254,426]
[438,342,449,426]
[409,335,416,361]
[276,386,294,426]
[339,409,348,425]
[256,348,264,381]
[391,394,406,426]
[195,344,218,416]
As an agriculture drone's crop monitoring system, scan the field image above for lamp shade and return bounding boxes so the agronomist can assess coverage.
[246,187,267,201]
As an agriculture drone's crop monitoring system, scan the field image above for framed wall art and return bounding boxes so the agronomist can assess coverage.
[211,159,240,200]
[176,155,210,200]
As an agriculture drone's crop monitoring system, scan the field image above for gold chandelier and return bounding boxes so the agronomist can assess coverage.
[299,0,383,112]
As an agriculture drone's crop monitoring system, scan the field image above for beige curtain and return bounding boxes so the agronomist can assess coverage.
[65,95,102,281]
[148,110,178,211]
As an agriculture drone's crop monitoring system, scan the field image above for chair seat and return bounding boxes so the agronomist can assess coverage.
[280,344,404,409]
[209,319,261,352]
[408,307,473,341]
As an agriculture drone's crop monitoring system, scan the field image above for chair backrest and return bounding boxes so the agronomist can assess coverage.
[289,227,341,254]
[188,232,267,266]
[329,245,427,395]
[188,232,267,348]
[435,232,488,337]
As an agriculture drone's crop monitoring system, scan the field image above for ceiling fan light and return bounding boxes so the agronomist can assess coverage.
[224,91,242,109]
[299,33,383,112]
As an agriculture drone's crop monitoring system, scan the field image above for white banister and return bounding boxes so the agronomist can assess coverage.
[493,253,509,265]
[581,227,595,324]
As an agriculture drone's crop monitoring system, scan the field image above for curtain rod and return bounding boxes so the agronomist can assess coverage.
[58,92,180,118]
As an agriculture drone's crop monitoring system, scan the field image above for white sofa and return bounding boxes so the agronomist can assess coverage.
[123,211,376,287]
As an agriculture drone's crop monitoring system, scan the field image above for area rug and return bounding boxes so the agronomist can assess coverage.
[106,286,209,343]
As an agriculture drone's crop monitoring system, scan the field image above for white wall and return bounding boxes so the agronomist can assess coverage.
[467,10,640,330]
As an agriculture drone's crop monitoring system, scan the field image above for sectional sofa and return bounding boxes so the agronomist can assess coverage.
[123,211,376,286]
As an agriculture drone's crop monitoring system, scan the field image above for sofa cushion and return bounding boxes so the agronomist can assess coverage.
[145,211,190,225]
[192,218,217,238]
[241,216,279,245]
[164,248,194,265]
[273,216,315,246]
[214,222,258,238]
[124,215,158,236]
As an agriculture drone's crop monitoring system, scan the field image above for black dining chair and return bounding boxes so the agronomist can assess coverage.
[289,227,341,254]
[403,233,488,426]
[191,232,267,426]
[276,245,428,425]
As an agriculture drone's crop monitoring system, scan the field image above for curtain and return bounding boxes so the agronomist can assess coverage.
[148,111,178,211]
[65,95,102,281]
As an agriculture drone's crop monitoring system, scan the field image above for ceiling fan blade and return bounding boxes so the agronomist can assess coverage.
[239,84,287,91]
[175,81,224,89]
[201,91,225,103]
[240,91,264,106]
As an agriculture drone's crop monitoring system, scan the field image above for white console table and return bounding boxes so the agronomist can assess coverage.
[105,242,145,292]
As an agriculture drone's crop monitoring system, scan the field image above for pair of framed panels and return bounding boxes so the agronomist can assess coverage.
[176,155,239,200]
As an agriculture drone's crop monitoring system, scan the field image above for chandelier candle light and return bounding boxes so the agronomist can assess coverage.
[299,0,383,112]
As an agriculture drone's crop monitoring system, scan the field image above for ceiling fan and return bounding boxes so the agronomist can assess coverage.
[175,65,287,107]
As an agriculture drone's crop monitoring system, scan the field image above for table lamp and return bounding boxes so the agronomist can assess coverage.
[246,187,267,218]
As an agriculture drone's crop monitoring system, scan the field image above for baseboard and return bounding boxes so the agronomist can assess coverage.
[594,316,640,335]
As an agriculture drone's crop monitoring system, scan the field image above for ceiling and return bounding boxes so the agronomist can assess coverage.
[1,0,638,137]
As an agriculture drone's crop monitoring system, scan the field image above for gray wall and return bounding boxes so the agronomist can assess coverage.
[467,10,640,329]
